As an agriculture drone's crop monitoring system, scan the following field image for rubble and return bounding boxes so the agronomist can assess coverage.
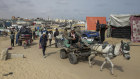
[0,48,24,61]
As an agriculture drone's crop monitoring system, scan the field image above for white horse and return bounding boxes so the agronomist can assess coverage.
[88,40,130,74]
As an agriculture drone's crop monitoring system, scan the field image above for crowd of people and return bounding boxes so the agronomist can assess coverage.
[9,25,60,58]
[9,20,107,58]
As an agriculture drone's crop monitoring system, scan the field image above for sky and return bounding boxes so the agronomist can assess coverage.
[0,0,140,20]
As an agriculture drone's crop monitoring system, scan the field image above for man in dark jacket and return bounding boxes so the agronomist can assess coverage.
[33,31,36,40]
[96,20,100,32]
[100,24,107,43]
[40,32,48,58]
[10,31,15,47]
[54,28,59,48]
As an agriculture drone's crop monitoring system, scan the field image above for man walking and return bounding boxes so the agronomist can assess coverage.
[33,31,36,40]
[39,32,48,58]
[54,28,59,48]
[10,31,15,47]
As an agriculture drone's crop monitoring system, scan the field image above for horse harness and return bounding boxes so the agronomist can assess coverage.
[93,44,116,57]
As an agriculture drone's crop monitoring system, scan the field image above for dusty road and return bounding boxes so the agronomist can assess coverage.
[0,37,140,79]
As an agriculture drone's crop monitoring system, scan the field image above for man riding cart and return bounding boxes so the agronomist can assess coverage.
[60,29,91,64]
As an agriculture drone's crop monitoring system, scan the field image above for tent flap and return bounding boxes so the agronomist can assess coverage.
[110,14,131,27]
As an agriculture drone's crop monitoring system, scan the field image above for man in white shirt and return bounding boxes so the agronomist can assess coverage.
[48,31,53,47]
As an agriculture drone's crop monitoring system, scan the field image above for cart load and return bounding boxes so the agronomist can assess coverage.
[18,26,33,48]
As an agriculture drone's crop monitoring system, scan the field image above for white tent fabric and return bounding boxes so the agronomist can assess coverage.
[109,14,131,27]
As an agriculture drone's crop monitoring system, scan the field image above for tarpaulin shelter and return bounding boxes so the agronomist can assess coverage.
[86,17,106,30]
[130,15,140,42]
[110,14,131,27]
[109,14,131,39]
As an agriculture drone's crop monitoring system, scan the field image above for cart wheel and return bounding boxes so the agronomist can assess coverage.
[18,41,22,46]
[68,53,77,64]
[60,49,67,59]
[24,43,27,49]
[18,42,20,46]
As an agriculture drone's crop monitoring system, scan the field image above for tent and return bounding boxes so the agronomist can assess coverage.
[109,14,131,39]
[86,17,106,30]
[130,15,140,42]
[110,14,131,27]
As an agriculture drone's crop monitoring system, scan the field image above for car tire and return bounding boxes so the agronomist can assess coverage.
[60,49,67,59]
[68,53,78,64]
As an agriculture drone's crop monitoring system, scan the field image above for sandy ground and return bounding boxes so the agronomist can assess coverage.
[0,36,140,79]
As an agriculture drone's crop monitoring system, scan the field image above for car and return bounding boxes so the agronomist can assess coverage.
[81,31,100,44]
[59,23,67,27]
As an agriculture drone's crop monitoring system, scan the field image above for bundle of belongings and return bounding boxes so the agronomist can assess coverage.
[19,26,32,39]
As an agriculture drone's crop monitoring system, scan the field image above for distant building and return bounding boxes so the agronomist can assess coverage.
[16,20,31,25]
[55,19,66,23]
[77,21,85,24]
[67,20,73,23]
[16,20,26,25]
[33,21,45,25]
[55,19,59,22]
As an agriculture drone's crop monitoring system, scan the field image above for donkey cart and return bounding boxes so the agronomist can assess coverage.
[60,38,91,64]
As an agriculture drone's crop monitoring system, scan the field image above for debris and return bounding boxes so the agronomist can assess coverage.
[3,72,13,76]
[8,47,12,50]
[7,53,24,59]
[0,48,8,60]
[0,48,24,61]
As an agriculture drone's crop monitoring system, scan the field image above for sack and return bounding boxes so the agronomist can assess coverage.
[8,47,12,50]
[39,44,42,49]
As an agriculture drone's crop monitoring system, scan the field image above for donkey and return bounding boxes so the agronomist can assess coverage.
[88,40,130,74]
